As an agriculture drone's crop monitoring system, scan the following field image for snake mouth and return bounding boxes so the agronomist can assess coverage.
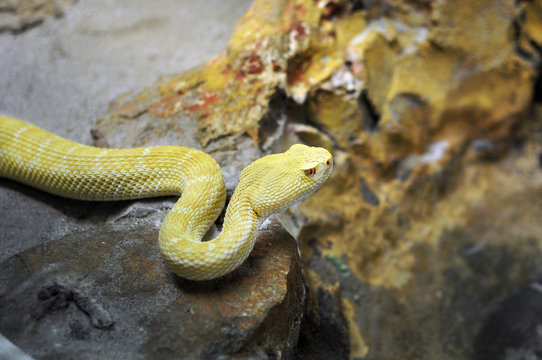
[316,157,333,183]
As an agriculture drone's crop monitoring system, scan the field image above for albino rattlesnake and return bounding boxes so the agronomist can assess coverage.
[0,116,333,280]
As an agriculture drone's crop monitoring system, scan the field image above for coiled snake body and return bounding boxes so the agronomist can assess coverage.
[0,116,332,280]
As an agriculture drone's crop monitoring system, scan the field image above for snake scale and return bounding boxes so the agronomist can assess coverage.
[0,115,333,280]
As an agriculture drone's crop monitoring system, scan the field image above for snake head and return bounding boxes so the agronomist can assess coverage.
[238,144,333,218]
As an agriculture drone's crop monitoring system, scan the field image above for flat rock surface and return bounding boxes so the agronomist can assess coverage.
[0,220,304,359]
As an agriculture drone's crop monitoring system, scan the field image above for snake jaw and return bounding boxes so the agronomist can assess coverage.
[242,144,333,219]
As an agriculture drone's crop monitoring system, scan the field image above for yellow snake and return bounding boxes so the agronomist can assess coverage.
[0,115,333,280]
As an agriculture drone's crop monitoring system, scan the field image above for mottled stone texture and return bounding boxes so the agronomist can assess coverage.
[0,221,304,359]
[0,0,72,33]
[5,0,542,358]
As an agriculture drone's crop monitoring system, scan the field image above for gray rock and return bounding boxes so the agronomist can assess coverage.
[0,220,305,360]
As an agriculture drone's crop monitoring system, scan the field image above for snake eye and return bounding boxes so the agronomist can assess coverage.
[326,160,330,166]
[304,168,316,176]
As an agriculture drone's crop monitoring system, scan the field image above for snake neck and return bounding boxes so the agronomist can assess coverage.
[159,187,261,281]
[220,191,261,256]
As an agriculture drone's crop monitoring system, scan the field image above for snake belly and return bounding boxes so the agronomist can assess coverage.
[0,115,333,280]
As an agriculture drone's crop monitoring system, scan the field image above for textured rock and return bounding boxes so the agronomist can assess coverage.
[0,220,304,359]
[91,0,343,151]
[293,1,542,358]
[0,0,71,33]
[475,279,542,360]
[294,244,351,360]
